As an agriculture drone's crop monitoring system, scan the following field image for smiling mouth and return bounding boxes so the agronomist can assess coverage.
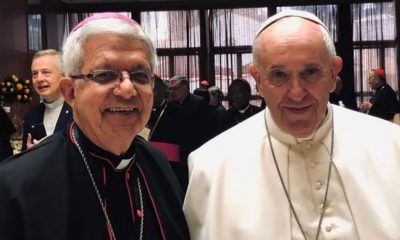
[105,107,136,113]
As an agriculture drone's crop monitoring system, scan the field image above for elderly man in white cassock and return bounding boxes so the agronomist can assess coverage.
[183,10,400,240]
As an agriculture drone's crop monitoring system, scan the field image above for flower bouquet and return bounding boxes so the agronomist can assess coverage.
[0,74,33,104]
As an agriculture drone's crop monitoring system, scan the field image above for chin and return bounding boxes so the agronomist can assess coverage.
[285,122,316,138]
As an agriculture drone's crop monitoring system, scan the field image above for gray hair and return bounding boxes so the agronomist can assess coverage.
[208,86,224,103]
[252,10,336,68]
[33,49,63,69]
[62,17,157,76]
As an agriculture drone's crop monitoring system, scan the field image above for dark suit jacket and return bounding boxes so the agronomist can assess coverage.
[0,126,189,240]
[218,104,263,133]
[174,93,210,157]
[0,107,16,161]
[148,101,185,147]
[22,101,72,151]
[148,101,191,191]
[369,83,400,120]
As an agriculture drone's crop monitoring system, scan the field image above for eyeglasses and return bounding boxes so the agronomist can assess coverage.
[70,69,153,85]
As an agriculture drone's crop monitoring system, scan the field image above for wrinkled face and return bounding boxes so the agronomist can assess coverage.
[250,18,341,138]
[168,80,187,102]
[31,54,64,102]
[66,33,153,151]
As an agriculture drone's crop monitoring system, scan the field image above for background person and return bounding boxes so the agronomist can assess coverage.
[0,13,189,240]
[329,76,345,107]
[22,49,72,150]
[183,10,400,240]
[218,78,262,133]
[359,68,400,120]
[146,75,189,189]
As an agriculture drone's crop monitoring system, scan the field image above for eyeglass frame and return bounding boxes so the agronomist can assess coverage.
[69,69,154,86]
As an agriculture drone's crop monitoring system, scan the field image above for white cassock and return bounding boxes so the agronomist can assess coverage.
[183,104,400,240]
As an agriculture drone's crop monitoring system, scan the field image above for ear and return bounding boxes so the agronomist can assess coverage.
[330,56,343,92]
[59,77,75,108]
[249,63,263,93]
[334,56,343,74]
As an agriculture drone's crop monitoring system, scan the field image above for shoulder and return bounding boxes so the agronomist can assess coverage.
[23,103,44,120]
[134,136,184,195]
[333,105,400,141]
[134,136,176,177]
[135,136,166,160]
[0,132,68,183]
[188,93,207,106]
[189,111,266,174]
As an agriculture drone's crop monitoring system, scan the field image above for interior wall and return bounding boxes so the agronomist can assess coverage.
[0,0,32,136]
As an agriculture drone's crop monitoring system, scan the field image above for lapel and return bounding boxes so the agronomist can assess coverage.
[28,103,47,140]
[54,102,72,132]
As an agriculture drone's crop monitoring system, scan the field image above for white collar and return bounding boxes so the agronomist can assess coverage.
[44,97,64,109]
[238,104,250,114]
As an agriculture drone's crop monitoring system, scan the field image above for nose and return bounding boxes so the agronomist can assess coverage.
[286,76,307,102]
[113,74,137,99]
[35,72,45,82]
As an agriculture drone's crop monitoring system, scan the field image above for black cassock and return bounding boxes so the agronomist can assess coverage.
[0,123,189,240]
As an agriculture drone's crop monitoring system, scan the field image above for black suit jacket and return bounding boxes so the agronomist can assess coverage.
[22,101,72,150]
[369,83,400,120]
[218,104,263,133]
[174,93,210,157]
[148,101,191,191]
[0,107,16,161]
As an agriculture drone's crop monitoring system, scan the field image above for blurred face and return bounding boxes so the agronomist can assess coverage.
[228,83,250,110]
[62,33,153,154]
[209,94,218,106]
[367,72,381,90]
[250,18,342,138]
[168,80,187,102]
[31,54,64,102]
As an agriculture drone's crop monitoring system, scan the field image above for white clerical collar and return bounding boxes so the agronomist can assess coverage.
[238,104,250,114]
[44,97,64,109]
[265,103,333,145]
[116,157,134,170]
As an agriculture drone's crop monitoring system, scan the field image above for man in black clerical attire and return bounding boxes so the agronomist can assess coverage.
[168,75,210,189]
[218,78,262,133]
[0,107,15,161]
[0,13,189,240]
[146,75,188,189]
[360,68,400,121]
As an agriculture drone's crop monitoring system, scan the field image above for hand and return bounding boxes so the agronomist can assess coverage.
[359,102,372,113]
[26,133,44,149]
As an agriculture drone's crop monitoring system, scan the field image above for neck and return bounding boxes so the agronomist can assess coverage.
[75,122,134,156]
[374,82,385,90]
[43,94,62,103]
